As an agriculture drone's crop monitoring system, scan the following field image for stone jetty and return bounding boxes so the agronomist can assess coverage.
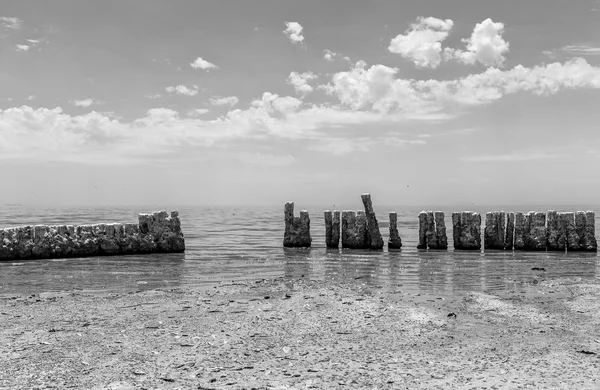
[0,210,185,261]
[417,211,448,249]
[452,212,481,250]
[283,202,312,248]
[388,212,402,249]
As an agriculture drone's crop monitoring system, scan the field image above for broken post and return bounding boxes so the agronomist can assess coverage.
[341,210,369,249]
[505,212,515,250]
[283,202,312,248]
[418,211,448,249]
[388,212,402,249]
[361,193,384,250]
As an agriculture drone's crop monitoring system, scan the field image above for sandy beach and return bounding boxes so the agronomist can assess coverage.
[1,275,599,389]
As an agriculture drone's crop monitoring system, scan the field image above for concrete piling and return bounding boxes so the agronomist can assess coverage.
[283,202,312,248]
[388,212,402,249]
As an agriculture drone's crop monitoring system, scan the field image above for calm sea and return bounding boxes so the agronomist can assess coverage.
[0,205,598,296]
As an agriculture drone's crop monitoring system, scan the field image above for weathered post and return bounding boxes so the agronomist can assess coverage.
[341,210,369,249]
[324,210,341,248]
[425,211,439,249]
[361,193,384,250]
[524,212,546,251]
[283,202,312,248]
[388,212,402,249]
[452,212,481,250]
[505,212,515,250]
[417,211,427,249]
[513,212,526,250]
[546,211,562,251]
[484,211,506,250]
[576,211,598,251]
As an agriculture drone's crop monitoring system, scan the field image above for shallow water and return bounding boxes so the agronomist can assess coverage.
[0,205,598,296]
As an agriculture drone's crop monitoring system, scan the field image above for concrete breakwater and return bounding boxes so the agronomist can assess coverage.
[418,210,597,251]
[0,210,185,261]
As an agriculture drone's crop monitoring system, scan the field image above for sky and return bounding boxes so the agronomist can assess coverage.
[1,0,600,207]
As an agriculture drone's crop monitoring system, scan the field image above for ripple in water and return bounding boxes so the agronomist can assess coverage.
[0,205,598,296]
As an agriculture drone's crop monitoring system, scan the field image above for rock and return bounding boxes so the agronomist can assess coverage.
[505,212,515,250]
[484,212,505,250]
[546,211,563,251]
[523,212,546,251]
[452,212,481,250]
[388,212,402,249]
[32,225,52,258]
[361,193,383,250]
[341,211,369,249]
[417,211,428,249]
[283,202,312,248]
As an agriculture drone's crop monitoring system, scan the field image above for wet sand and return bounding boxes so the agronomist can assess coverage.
[1,276,599,389]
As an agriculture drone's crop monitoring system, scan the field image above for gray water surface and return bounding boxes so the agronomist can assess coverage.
[0,205,598,296]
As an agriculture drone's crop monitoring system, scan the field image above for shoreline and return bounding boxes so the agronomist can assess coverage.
[1,277,599,389]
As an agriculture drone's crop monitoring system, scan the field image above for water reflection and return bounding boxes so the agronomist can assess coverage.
[0,205,598,296]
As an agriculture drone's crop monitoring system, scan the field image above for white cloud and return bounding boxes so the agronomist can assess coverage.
[388,16,454,69]
[0,16,23,29]
[561,45,600,55]
[70,98,101,108]
[190,57,218,70]
[27,95,35,101]
[322,57,600,116]
[144,93,162,99]
[324,49,337,61]
[15,44,29,52]
[165,84,199,97]
[283,22,304,44]
[449,18,510,67]
[288,71,317,96]
[210,96,239,107]
[189,108,210,116]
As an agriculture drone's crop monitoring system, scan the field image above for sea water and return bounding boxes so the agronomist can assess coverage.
[0,205,598,296]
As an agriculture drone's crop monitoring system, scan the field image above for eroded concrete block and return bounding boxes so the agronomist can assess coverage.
[452,212,481,250]
[484,211,506,250]
[418,211,447,249]
[505,212,515,250]
[283,202,312,248]
[546,211,563,251]
[341,210,369,249]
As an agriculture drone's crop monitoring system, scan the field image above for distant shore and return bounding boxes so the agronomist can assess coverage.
[1,276,599,389]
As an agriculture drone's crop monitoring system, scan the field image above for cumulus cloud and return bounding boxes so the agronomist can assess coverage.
[288,72,317,96]
[388,16,454,68]
[3,54,600,163]
[210,96,239,107]
[448,18,510,67]
[190,57,218,70]
[324,49,337,61]
[15,44,29,52]
[0,16,22,29]
[27,95,35,101]
[322,58,600,115]
[70,98,101,108]
[283,21,304,44]
[165,84,199,96]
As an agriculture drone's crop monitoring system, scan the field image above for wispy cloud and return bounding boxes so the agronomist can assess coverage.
[165,85,199,97]
[15,44,29,52]
[189,108,210,116]
[190,57,218,70]
[461,151,563,162]
[70,98,102,108]
[0,16,23,29]
[283,21,304,44]
[210,96,239,107]
[561,45,600,55]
